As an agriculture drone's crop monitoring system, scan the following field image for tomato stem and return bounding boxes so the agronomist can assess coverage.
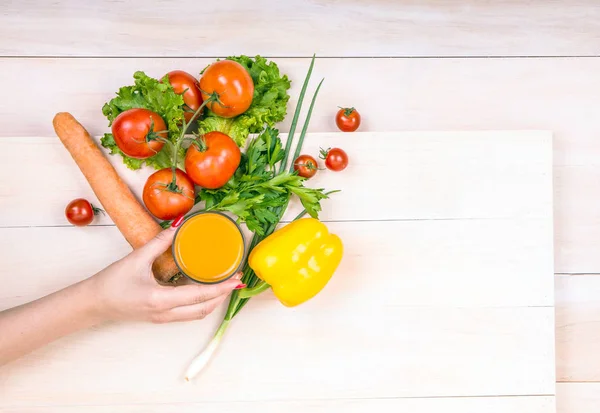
[145,119,168,143]
[168,94,215,188]
[193,137,208,152]
[319,147,331,160]
[295,162,317,170]
[91,204,105,216]
[338,106,356,117]
[199,88,231,110]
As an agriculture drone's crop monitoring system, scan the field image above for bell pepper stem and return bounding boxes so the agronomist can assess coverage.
[237,281,270,299]
[184,319,230,382]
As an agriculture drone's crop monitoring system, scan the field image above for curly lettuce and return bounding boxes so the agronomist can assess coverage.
[198,55,291,147]
[101,71,185,170]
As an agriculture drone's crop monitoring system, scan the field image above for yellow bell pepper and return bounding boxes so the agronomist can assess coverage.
[248,218,343,307]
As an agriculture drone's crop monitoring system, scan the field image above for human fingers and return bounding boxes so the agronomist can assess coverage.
[151,293,231,323]
[152,277,243,310]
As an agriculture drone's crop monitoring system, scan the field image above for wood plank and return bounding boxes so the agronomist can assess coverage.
[1,1,599,57]
[0,120,554,405]
[0,219,554,309]
[0,132,553,227]
[557,383,600,413]
[555,274,600,382]
[0,396,557,413]
[0,224,555,405]
[0,305,555,405]
[1,55,597,273]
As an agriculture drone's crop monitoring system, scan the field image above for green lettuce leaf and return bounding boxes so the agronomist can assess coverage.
[101,71,186,170]
[198,55,291,146]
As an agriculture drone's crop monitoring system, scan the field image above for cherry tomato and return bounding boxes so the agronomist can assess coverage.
[112,108,167,159]
[142,168,195,220]
[294,155,318,179]
[199,60,254,118]
[185,131,241,189]
[65,198,103,226]
[320,147,348,172]
[167,70,203,122]
[335,107,361,132]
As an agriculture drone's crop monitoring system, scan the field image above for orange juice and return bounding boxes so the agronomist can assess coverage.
[173,212,245,283]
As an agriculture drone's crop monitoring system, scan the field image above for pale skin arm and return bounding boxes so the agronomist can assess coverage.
[0,222,244,366]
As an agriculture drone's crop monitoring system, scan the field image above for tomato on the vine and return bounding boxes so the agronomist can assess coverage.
[199,60,254,118]
[142,168,195,220]
[335,107,361,132]
[320,147,348,172]
[167,70,203,122]
[294,155,319,179]
[111,108,167,159]
[65,198,103,226]
[185,131,241,189]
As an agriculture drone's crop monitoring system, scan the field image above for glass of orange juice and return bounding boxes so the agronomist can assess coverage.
[172,211,246,284]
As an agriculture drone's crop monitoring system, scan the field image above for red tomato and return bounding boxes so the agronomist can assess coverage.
[199,60,254,118]
[112,108,167,159]
[167,70,203,122]
[320,147,348,172]
[185,131,241,189]
[335,107,361,132]
[65,198,103,226]
[142,168,195,220]
[293,155,318,179]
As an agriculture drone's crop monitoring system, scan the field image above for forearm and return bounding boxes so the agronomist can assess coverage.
[0,277,105,366]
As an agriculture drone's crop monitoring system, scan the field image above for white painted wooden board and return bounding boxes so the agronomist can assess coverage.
[1,0,599,57]
[0,132,555,410]
[0,397,557,413]
[2,56,599,273]
[555,274,600,381]
[557,383,600,413]
[0,132,552,226]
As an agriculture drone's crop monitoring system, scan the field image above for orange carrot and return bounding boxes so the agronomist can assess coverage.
[52,112,179,283]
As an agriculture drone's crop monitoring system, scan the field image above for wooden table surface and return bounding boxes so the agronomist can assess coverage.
[1,1,600,412]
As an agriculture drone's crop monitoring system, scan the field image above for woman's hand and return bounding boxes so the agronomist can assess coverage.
[1,217,245,366]
[88,222,245,324]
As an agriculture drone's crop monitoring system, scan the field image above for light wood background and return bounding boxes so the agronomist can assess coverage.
[1,0,600,411]
[0,131,555,411]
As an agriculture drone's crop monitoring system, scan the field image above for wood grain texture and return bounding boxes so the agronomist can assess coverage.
[0,133,554,407]
[0,304,555,405]
[2,56,599,272]
[0,219,554,310]
[0,1,576,408]
[1,0,599,57]
[556,275,600,382]
[0,132,553,226]
[0,396,557,413]
[557,383,600,413]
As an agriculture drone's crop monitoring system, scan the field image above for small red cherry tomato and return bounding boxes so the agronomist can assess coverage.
[320,147,348,172]
[335,107,361,132]
[294,155,319,179]
[65,198,104,226]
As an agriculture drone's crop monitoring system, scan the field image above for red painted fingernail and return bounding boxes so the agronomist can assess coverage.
[171,214,185,228]
[234,283,246,290]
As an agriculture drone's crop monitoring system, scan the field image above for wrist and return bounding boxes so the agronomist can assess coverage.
[74,276,110,326]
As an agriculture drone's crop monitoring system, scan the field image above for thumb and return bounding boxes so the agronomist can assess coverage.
[138,215,185,261]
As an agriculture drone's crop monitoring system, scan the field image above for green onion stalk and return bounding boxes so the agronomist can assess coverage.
[184,56,324,381]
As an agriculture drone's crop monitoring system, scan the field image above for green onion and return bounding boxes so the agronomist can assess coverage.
[184,57,325,381]
[278,54,316,174]
[289,78,324,172]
